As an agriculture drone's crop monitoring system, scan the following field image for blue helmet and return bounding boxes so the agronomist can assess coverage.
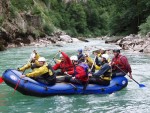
[78,49,82,53]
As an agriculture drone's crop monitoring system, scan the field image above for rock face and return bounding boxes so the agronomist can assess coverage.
[114,34,150,53]
[0,0,83,51]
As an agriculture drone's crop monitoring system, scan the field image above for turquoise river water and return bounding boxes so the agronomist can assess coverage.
[0,39,150,113]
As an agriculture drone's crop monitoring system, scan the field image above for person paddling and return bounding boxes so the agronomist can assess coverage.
[64,56,89,90]
[88,54,112,86]
[110,49,132,78]
[20,57,56,85]
[52,50,74,76]
[77,49,85,63]
[18,50,41,71]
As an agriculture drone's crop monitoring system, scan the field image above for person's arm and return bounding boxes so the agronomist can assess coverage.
[120,56,132,74]
[26,65,48,77]
[67,69,75,75]
[120,56,132,78]
[18,62,31,71]
[52,63,60,70]
[61,52,72,64]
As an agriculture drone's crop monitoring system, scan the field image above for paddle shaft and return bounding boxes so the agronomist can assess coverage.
[89,56,97,72]
[115,65,144,86]
[52,52,59,64]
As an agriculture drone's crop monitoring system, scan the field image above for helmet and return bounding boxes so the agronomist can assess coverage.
[78,49,82,53]
[113,49,120,53]
[70,56,78,61]
[59,54,63,57]
[38,57,46,62]
[101,54,109,60]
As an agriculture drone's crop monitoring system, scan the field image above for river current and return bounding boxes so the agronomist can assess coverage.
[0,39,150,113]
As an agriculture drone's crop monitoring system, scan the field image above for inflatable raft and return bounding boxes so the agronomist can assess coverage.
[2,69,128,97]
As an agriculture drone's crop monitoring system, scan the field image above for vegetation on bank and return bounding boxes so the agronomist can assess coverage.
[1,0,150,38]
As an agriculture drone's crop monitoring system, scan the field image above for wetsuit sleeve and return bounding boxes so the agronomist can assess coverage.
[19,62,31,71]
[87,56,100,70]
[26,65,48,77]
[61,52,72,65]
[52,63,60,70]
[67,69,75,75]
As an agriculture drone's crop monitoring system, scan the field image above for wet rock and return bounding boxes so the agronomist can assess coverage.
[105,36,123,43]
[143,45,150,53]
[78,37,89,42]
[60,35,73,43]
[55,44,63,47]
[28,35,34,43]
[72,38,80,42]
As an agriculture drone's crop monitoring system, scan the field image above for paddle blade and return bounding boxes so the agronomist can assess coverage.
[0,77,4,84]
[139,84,146,88]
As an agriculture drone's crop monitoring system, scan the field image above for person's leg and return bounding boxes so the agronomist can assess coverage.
[69,78,82,85]
[89,77,110,86]
[55,71,64,76]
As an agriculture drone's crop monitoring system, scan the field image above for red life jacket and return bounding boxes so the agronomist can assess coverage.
[74,63,89,82]
[112,55,127,72]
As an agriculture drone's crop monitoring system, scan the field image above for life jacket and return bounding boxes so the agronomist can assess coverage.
[32,64,55,80]
[112,55,126,72]
[73,63,89,77]
[101,68,112,81]
[79,63,89,76]
[94,63,112,81]
[41,64,56,81]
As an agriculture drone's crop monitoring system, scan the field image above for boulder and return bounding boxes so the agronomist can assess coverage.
[72,38,80,42]
[143,45,150,53]
[59,35,72,43]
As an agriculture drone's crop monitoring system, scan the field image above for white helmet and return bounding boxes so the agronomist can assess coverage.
[38,57,46,62]
[70,56,78,61]
[101,54,109,60]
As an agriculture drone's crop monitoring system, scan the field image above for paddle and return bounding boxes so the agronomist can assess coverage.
[51,52,59,64]
[0,77,4,84]
[115,65,146,88]
[12,51,35,95]
[89,56,97,73]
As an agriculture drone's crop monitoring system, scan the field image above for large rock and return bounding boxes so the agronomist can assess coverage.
[143,45,150,53]
[72,38,80,42]
[59,35,72,43]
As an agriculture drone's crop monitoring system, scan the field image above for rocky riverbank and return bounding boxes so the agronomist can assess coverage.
[103,33,150,53]
[0,0,90,51]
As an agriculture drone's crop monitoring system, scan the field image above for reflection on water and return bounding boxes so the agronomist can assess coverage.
[0,39,150,113]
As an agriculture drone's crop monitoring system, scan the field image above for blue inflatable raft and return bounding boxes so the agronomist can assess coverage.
[2,69,128,97]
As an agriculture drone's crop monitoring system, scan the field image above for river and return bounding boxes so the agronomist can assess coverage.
[0,39,150,113]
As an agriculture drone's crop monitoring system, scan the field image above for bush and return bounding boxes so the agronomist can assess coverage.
[43,24,54,35]
[139,16,150,35]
